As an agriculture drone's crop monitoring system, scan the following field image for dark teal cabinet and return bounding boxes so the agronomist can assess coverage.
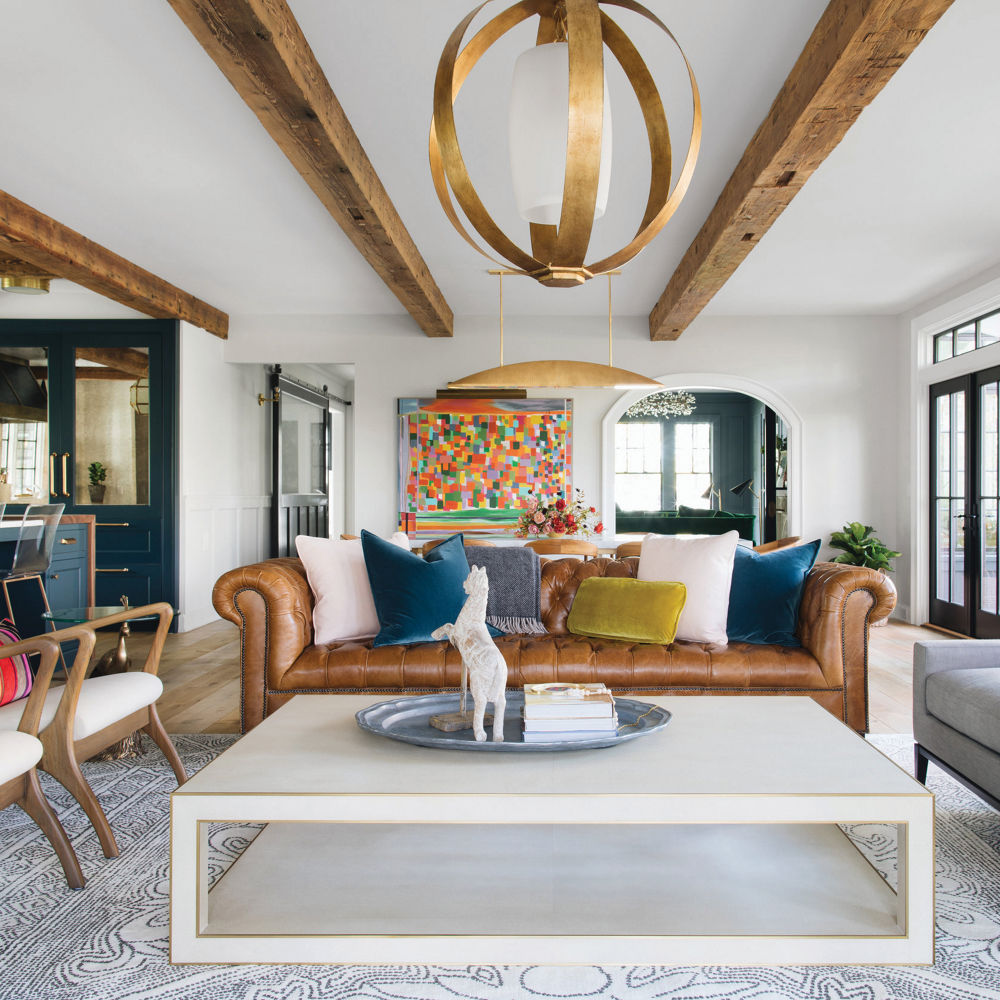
[46,522,90,612]
[0,320,178,620]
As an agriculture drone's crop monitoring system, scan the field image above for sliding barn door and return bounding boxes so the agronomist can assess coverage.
[269,372,330,557]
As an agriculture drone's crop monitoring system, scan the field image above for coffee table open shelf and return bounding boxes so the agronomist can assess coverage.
[170,695,934,965]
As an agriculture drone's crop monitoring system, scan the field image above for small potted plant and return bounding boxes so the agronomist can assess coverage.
[829,522,901,626]
[88,461,107,504]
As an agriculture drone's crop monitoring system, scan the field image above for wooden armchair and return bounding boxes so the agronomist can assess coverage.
[615,541,642,559]
[0,639,84,888]
[0,602,186,860]
[753,536,801,554]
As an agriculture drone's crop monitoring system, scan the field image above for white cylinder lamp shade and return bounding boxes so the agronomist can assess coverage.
[508,42,612,227]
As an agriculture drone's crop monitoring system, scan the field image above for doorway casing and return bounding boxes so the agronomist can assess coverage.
[601,373,803,539]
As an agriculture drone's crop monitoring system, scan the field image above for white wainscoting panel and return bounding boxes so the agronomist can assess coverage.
[179,496,270,632]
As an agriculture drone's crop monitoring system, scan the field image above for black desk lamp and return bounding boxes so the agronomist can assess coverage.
[730,478,759,499]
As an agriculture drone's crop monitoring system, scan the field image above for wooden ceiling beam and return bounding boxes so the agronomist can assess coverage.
[648,0,956,341]
[168,0,454,338]
[34,366,136,381]
[0,190,229,338]
[0,254,54,279]
[76,347,150,377]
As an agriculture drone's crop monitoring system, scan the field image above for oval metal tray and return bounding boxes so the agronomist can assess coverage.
[355,691,671,752]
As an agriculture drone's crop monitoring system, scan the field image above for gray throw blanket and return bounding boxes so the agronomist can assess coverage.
[465,546,547,635]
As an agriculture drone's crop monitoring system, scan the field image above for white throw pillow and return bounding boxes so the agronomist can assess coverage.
[637,531,739,645]
[295,533,411,644]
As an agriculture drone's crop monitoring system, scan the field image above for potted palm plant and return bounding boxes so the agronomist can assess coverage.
[88,461,107,503]
[829,522,901,626]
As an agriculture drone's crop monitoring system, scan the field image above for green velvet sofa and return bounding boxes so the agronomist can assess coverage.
[615,509,756,541]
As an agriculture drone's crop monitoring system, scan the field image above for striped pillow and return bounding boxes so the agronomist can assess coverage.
[0,620,32,707]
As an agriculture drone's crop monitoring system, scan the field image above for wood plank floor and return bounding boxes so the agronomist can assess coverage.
[130,618,946,736]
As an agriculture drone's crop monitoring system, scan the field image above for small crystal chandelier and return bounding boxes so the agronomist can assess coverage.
[624,391,696,419]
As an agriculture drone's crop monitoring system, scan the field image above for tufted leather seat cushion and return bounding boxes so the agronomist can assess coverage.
[276,633,829,694]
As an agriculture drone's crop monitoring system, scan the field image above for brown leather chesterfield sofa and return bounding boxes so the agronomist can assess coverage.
[212,556,896,734]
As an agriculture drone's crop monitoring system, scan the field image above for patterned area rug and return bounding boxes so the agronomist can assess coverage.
[1,733,999,1000]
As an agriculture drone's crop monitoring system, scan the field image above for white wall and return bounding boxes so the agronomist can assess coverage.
[224,310,901,602]
[177,323,269,631]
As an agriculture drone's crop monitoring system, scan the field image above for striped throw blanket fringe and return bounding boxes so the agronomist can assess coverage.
[486,615,548,636]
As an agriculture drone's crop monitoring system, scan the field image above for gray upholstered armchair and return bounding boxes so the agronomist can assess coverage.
[913,640,1000,810]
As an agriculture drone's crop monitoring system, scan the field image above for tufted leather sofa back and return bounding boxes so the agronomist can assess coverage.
[540,556,639,634]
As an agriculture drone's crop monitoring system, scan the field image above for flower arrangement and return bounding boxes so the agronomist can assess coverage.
[514,489,603,538]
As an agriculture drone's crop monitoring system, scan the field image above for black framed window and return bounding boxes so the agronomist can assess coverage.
[934,309,1000,363]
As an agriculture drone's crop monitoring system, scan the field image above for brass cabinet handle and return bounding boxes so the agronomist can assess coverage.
[96,522,130,527]
[60,453,70,498]
[50,453,57,498]
[58,537,78,545]
[50,573,60,580]
[96,568,130,573]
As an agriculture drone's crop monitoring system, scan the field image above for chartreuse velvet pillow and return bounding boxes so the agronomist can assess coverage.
[567,578,687,644]
[361,531,501,647]
[726,539,821,646]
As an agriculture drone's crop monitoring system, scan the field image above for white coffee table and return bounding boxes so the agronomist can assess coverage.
[170,695,934,965]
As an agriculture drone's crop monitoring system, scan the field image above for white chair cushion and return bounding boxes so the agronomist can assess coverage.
[0,730,43,784]
[0,672,163,741]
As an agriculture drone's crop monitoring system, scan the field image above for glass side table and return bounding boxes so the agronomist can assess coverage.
[42,605,162,625]
[42,602,168,759]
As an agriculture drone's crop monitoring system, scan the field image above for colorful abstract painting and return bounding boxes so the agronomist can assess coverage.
[398,397,573,536]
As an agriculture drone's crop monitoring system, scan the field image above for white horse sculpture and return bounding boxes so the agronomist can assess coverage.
[432,565,508,742]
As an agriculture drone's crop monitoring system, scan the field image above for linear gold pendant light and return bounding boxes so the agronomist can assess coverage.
[447,273,660,390]
[430,0,701,288]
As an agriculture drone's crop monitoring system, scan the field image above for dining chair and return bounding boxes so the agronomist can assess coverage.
[615,541,642,559]
[0,503,65,633]
[422,537,497,555]
[753,536,801,554]
[0,638,84,888]
[525,538,599,560]
[0,602,186,859]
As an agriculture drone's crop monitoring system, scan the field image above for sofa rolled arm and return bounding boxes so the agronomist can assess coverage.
[212,557,314,732]
[797,562,897,733]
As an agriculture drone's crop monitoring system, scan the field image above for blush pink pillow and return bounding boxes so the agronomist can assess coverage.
[295,533,410,644]
[637,531,739,645]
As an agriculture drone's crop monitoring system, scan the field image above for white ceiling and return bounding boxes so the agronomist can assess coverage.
[0,0,996,326]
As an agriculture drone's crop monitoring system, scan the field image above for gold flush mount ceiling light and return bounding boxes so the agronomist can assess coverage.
[0,275,50,295]
[430,0,701,288]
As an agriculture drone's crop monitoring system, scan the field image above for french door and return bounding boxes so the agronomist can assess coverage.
[930,367,1000,636]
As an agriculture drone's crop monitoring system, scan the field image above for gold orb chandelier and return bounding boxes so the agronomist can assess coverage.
[430,0,701,288]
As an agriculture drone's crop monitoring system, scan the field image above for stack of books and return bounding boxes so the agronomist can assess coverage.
[522,682,617,742]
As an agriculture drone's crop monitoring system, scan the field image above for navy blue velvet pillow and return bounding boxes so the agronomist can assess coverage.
[726,539,821,646]
[361,531,501,647]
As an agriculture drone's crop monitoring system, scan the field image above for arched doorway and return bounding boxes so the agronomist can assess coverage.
[601,374,802,542]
